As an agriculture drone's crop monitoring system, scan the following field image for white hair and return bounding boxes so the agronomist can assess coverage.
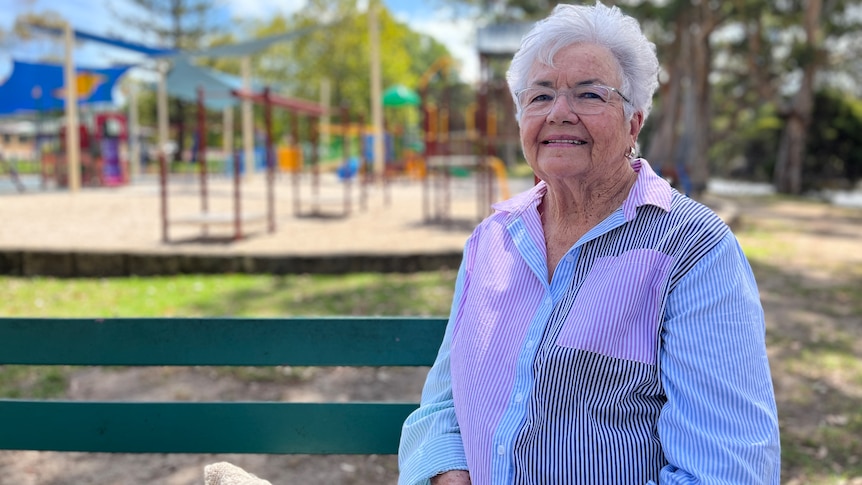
[506,2,660,123]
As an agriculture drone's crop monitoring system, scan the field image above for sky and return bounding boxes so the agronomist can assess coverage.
[0,0,481,86]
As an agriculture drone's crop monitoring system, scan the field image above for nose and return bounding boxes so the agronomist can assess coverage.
[546,91,579,124]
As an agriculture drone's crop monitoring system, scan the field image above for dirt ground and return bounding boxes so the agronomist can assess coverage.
[0,365,427,484]
[1,194,861,484]
[731,197,862,484]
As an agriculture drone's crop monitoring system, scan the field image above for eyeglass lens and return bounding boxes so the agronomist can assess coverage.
[518,85,618,116]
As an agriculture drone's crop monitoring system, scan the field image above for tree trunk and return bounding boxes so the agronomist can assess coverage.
[686,12,713,199]
[773,0,822,194]
[645,19,684,176]
[645,2,715,199]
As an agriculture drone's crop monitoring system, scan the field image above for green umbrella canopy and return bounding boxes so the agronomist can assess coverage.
[382,84,421,107]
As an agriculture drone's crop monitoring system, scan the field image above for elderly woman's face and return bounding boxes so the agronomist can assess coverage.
[519,42,641,184]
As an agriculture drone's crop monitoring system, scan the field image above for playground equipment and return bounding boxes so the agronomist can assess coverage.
[37,111,130,189]
[418,63,513,225]
[159,87,266,243]
[158,86,325,242]
[382,84,422,176]
[0,154,26,192]
[93,112,128,186]
[284,103,360,219]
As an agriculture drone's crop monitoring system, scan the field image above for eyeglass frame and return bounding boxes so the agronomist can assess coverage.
[514,83,632,117]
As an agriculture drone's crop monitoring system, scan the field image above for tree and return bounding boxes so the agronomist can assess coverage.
[711,0,862,193]
[772,0,824,194]
[443,0,729,197]
[449,0,862,194]
[6,9,72,65]
[635,0,734,198]
[806,89,862,188]
[110,0,224,162]
[246,0,452,120]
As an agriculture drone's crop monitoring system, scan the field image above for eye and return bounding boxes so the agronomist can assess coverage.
[575,86,609,102]
[531,91,554,103]
[521,89,554,105]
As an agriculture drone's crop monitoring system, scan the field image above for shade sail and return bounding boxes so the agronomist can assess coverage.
[382,85,420,107]
[165,57,253,110]
[0,60,131,116]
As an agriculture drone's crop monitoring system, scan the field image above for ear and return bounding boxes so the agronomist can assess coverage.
[628,111,645,140]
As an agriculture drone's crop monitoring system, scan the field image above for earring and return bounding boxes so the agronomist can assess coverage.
[626,146,637,159]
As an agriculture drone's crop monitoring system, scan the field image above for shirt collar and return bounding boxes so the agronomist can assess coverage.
[491,158,672,222]
[622,158,672,220]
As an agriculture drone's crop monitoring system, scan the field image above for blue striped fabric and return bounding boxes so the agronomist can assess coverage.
[399,159,780,484]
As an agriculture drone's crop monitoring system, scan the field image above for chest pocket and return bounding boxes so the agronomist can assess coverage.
[555,249,673,365]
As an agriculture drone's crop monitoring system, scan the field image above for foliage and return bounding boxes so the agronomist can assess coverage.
[112,0,223,50]
[709,101,783,182]
[119,0,459,160]
[443,0,862,190]
[7,0,862,188]
[805,89,862,189]
[246,0,454,122]
[0,9,70,64]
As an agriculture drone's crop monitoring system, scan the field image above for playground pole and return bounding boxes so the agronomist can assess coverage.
[263,87,275,233]
[128,83,141,181]
[320,78,331,157]
[241,57,254,181]
[63,22,81,193]
[159,151,168,243]
[223,106,233,163]
[368,3,385,181]
[157,61,169,173]
[197,87,209,237]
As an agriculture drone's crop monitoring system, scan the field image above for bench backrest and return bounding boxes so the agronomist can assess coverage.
[0,317,446,454]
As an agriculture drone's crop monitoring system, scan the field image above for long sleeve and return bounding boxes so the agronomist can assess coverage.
[654,234,781,484]
[398,258,470,485]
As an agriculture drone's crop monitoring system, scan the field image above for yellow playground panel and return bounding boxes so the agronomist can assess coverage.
[485,155,510,201]
[278,145,303,172]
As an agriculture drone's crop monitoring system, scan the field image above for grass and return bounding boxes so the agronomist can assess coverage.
[0,271,458,318]
[0,365,68,398]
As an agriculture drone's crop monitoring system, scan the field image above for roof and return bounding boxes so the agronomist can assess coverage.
[476,23,534,57]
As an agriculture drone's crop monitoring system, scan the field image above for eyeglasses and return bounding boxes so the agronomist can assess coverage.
[515,84,631,117]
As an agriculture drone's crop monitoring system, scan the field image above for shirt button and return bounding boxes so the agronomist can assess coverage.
[525,340,534,348]
[515,392,524,403]
[566,254,575,262]
[497,445,505,455]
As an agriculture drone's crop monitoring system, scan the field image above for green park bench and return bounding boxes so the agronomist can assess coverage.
[0,317,446,454]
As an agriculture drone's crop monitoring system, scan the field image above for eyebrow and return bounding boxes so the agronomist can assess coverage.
[529,78,607,89]
[577,78,605,86]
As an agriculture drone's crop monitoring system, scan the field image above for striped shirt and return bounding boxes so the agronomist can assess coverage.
[398,159,780,485]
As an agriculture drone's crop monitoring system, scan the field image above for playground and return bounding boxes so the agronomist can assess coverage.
[0,17,528,259]
[0,172,533,267]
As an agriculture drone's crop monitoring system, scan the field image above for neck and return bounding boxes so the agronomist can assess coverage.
[541,165,637,226]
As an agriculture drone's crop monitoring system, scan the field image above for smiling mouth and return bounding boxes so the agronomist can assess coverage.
[542,139,586,145]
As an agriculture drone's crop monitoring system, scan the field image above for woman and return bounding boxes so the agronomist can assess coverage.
[399,3,780,485]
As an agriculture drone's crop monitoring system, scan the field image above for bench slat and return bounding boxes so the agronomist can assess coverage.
[0,317,447,366]
[0,400,418,454]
